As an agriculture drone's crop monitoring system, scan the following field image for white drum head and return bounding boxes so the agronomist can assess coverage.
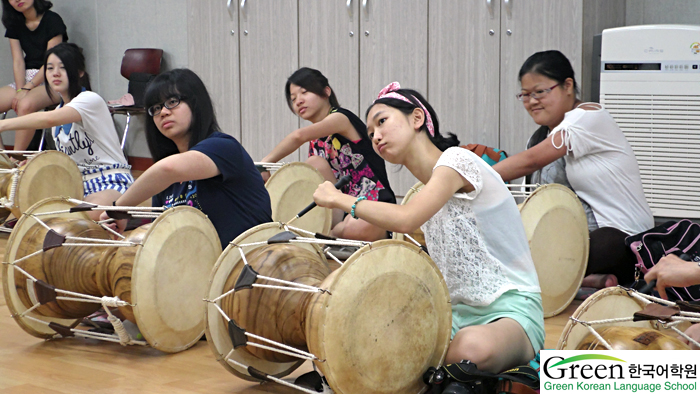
[519,184,589,317]
[307,240,452,393]
[132,206,221,353]
[2,197,90,338]
[265,162,332,235]
[15,151,83,218]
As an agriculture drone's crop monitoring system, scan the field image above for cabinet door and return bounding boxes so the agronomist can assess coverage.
[239,0,299,162]
[429,0,501,150]
[360,0,429,196]
[499,0,583,159]
[187,0,240,140]
[298,0,361,158]
[299,0,360,115]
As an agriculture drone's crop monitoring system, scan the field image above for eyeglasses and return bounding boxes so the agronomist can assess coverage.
[515,84,559,102]
[148,96,185,116]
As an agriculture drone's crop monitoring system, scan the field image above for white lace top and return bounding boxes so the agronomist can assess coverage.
[550,103,653,235]
[421,147,540,306]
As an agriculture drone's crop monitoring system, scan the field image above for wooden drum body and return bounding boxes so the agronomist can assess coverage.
[3,197,221,353]
[519,183,589,317]
[265,162,332,235]
[206,223,452,393]
[557,287,690,350]
[0,151,83,219]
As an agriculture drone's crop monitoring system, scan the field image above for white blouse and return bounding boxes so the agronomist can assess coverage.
[421,147,540,306]
[550,103,654,235]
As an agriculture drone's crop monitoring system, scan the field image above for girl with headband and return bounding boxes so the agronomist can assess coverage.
[261,67,395,241]
[312,82,544,381]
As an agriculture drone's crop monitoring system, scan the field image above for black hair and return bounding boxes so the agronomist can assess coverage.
[518,50,579,95]
[366,88,459,151]
[2,0,53,29]
[43,43,91,100]
[143,68,220,162]
[285,67,340,112]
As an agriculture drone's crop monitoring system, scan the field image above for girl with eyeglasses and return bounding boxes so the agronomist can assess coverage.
[492,50,653,289]
[311,82,544,383]
[260,67,395,241]
[0,0,67,150]
[0,42,132,220]
[100,68,272,248]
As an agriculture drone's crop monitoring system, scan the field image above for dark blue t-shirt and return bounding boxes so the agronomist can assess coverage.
[152,132,272,247]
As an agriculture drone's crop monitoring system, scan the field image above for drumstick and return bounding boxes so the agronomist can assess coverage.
[287,175,352,225]
[638,253,692,294]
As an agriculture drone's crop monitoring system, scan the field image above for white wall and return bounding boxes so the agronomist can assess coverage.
[0,0,188,158]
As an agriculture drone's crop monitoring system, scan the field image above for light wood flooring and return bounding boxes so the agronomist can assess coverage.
[0,232,579,393]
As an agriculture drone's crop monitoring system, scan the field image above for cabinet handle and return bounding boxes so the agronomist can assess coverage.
[362,0,368,15]
[504,0,512,20]
[347,0,353,19]
[486,0,494,19]
[240,0,247,20]
[227,0,233,20]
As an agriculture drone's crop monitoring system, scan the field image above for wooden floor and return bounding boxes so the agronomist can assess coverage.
[0,231,579,393]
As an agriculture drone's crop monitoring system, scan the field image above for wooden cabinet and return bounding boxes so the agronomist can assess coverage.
[189,0,624,195]
[430,0,625,180]
[187,0,241,140]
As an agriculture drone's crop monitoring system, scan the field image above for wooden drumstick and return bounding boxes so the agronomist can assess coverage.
[286,175,352,226]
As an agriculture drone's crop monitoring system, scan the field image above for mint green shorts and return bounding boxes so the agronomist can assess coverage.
[451,290,545,354]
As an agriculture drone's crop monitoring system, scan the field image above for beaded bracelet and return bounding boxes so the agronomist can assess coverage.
[350,196,367,219]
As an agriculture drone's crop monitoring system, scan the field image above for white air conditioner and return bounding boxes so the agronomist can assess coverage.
[600,25,700,219]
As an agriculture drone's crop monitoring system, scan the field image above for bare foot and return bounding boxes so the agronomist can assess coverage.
[581,274,618,289]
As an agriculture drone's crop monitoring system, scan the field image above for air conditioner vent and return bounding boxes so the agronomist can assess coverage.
[601,93,700,218]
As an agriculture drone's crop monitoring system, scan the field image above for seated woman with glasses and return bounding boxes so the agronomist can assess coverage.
[492,50,653,290]
[0,43,132,221]
[100,68,272,248]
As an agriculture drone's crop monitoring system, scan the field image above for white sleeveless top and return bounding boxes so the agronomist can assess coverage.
[550,103,653,235]
[421,147,540,306]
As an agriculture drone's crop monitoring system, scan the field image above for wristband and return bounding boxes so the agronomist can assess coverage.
[16,88,21,92]
[350,196,367,219]
[20,87,30,91]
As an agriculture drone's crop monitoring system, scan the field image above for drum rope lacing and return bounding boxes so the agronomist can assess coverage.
[3,200,166,347]
[205,229,390,393]
[0,150,41,210]
[0,168,21,209]
[566,287,700,350]
[506,183,540,199]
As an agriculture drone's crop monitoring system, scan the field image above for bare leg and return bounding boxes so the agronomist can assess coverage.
[446,318,534,373]
[84,189,123,221]
[0,85,17,113]
[14,87,59,150]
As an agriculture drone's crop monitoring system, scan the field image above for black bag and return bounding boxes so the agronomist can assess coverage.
[625,219,700,301]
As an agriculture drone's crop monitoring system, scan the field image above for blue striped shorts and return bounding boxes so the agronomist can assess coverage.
[82,164,134,197]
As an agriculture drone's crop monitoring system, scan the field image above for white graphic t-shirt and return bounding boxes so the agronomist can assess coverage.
[53,91,128,171]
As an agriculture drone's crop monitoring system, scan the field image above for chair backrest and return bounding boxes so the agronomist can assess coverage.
[120,48,163,80]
